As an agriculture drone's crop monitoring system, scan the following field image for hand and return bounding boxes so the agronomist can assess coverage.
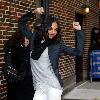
[35,7,44,15]
[73,21,81,30]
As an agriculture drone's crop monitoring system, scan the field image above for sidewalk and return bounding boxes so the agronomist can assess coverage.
[62,81,100,100]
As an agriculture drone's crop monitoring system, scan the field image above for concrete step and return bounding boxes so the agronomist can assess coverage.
[62,81,100,100]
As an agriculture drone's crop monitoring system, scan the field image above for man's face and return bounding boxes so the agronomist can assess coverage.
[48,22,58,39]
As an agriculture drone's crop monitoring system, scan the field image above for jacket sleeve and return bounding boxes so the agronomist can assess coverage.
[60,30,84,56]
[18,11,35,38]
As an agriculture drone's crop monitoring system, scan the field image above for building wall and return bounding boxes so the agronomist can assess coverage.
[49,0,77,80]
[49,0,100,80]
[0,0,36,99]
[0,0,99,99]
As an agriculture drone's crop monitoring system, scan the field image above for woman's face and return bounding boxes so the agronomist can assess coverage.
[94,29,99,34]
[23,37,29,47]
[48,22,58,39]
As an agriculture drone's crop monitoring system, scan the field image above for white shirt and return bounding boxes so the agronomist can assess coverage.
[30,47,62,94]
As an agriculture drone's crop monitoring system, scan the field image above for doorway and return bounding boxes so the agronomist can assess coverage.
[75,13,85,83]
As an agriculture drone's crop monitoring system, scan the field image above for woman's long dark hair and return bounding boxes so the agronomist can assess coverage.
[4,31,29,53]
[34,14,61,43]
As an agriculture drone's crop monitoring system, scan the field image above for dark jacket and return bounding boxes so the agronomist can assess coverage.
[5,43,31,75]
[4,43,34,100]
[18,11,84,87]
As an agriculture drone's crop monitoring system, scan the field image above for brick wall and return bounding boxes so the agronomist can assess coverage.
[49,0,76,80]
[49,0,100,80]
[0,0,100,99]
[0,0,36,99]
[80,0,100,79]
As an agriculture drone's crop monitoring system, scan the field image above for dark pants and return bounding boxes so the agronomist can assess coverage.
[7,76,34,100]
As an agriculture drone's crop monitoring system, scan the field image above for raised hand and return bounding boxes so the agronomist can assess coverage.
[73,21,81,30]
[35,7,44,15]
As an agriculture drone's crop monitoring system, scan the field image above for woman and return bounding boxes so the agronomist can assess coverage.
[18,7,84,100]
[4,33,34,100]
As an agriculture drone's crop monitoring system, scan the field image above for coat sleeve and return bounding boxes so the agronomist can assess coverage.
[18,11,36,38]
[4,46,11,60]
[60,30,84,56]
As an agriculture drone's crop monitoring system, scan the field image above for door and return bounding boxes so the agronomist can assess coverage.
[75,13,85,83]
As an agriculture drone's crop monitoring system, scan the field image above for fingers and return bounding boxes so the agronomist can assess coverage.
[36,7,44,14]
[73,21,79,27]
[73,21,81,30]
[41,7,44,13]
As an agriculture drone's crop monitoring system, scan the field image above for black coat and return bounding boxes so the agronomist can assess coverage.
[5,43,34,100]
